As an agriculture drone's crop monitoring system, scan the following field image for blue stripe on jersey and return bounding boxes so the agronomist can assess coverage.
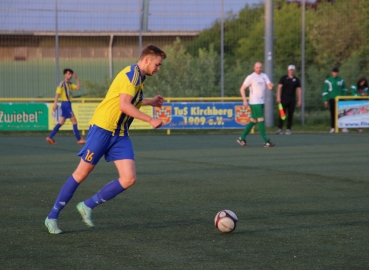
[118,88,143,133]
[115,112,126,135]
[125,65,141,86]
[62,82,70,101]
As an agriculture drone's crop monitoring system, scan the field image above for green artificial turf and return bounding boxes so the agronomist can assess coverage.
[0,133,368,269]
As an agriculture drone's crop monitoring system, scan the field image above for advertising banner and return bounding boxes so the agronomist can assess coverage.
[0,102,250,131]
[0,103,48,130]
[338,100,369,128]
[48,103,152,130]
[154,102,251,129]
[48,103,99,130]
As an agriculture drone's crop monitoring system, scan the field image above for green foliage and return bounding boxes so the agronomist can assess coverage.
[236,1,315,69]
[145,38,219,97]
[83,77,113,97]
[187,3,264,58]
[307,0,363,66]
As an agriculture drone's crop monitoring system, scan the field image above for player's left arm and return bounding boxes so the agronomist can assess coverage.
[342,80,348,96]
[73,73,81,90]
[297,87,302,107]
[263,74,274,90]
[120,94,163,128]
[296,78,302,107]
[142,95,164,107]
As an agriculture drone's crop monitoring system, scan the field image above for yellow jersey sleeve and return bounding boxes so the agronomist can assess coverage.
[70,83,77,90]
[118,69,137,97]
[56,86,63,95]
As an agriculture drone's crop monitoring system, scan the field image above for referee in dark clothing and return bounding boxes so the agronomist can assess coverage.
[276,65,302,135]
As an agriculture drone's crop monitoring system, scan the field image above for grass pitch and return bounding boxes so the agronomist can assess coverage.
[0,133,368,269]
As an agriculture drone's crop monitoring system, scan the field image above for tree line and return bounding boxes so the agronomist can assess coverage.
[86,0,368,112]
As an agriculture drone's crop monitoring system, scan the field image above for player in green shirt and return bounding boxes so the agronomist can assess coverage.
[322,67,348,133]
[350,77,368,97]
[350,77,368,133]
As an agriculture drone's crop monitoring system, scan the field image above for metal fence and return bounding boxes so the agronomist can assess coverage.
[1,0,368,128]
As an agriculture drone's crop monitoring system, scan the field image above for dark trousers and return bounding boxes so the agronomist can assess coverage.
[278,99,296,130]
[328,98,335,128]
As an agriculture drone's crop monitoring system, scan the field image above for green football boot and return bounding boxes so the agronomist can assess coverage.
[45,217,62,234]
[76,202,94,228]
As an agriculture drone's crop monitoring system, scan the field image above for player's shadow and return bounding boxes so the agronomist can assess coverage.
[61,218,208,234]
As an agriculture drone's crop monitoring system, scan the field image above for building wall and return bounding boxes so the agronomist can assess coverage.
[0,35,196,60]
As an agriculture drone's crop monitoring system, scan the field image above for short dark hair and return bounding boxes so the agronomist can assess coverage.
[332,67,339,73]
[63,68,74,74]
[139,45,167,60]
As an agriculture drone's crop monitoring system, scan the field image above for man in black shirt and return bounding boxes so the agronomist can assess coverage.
[276,65,302,135]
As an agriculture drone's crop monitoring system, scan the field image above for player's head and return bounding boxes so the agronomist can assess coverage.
[357,77,368,87]
[331,67,339,78]
[63,68,74,80]
[287,65,295,76]
[254,62,263,74]
[138,45,167,76]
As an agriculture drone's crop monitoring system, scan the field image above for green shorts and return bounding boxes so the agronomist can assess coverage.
[250,104,264,119]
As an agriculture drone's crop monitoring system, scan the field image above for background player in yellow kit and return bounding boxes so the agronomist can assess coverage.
[46,68,86,145]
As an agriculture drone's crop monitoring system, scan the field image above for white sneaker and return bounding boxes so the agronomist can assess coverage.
[276,129,283,135]
[45,218,62,234]
[341,128,349,133]
[329,128,334,133]
[285,129,292,135]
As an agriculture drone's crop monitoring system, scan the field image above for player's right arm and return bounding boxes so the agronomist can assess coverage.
[276,76,284,103]
[119,94,163,128]
[53,83,63,111]
[239,84,248,107]
[240,76,251,107]
[52,94,59,111]
[276,84,283,103]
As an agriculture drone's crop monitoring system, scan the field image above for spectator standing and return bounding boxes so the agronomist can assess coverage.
[276,65,302,135]
[322,67,348,133]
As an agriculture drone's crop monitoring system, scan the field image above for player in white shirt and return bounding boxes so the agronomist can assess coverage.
[237,62,275,147]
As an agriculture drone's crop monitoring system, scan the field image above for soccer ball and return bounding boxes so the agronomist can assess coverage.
[214,210,238,233]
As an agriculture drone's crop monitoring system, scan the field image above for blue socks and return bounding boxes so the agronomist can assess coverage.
[48,176,79,219]
[84,180,125,209]
[48,178,124,219]
[49,123,62,139]
[73,124,81,141]
[49,123,81,140]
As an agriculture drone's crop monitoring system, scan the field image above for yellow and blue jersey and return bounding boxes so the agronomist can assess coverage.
[56,81,78,101]
[89,64,145,136]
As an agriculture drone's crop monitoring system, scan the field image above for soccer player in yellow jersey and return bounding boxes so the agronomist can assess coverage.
[46,68,86,145]
[45,45,166,234]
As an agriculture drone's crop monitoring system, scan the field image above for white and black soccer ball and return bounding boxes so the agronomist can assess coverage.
[214,210,238,233]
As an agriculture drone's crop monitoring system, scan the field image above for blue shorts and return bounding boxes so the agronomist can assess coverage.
[77,125,135,165]
[61,101,74,119]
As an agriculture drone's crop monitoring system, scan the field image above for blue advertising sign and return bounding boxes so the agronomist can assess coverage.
[153,102,252,129]
[338,100,369,128]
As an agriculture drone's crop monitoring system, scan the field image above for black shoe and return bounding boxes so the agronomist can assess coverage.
[236,137,246,146]
[264,139,275,147]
